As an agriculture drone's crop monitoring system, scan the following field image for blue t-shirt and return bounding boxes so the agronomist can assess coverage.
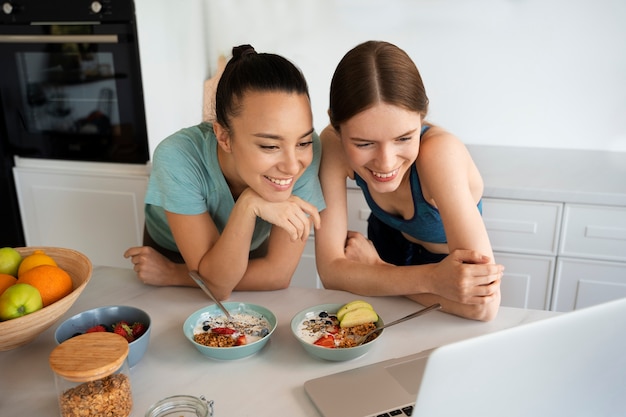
[145,122,325,252]
[354,126,482,244]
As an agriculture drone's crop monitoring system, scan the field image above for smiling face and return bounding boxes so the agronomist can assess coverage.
[216,90,314,202]
[340,102,422,194]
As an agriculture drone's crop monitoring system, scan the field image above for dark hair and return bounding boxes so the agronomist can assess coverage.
[328,41,429,130]
[215,44,310,130]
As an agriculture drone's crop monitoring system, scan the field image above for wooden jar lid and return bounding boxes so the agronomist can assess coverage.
[49,332,129,382]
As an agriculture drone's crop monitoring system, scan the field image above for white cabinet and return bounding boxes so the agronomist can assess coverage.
[558,204,626,262]
[551,204,626,311]
[493,252,556,310]
[291,235,322,288]
[484,199,626,312]
[482,198,562,310]
[14,158,149,269]
[552,258,626,311]
[346,188,370,235]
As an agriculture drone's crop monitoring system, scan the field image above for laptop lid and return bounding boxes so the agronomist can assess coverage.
[305,298,626,417]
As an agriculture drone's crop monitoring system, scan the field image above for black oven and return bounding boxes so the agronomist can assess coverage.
[0,0,149,246]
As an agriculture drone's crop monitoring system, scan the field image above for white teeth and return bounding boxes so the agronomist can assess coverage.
[267,177,293,186]
[371,169,398,179]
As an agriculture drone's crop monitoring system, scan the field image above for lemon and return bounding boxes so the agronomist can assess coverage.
[17,250,57,278]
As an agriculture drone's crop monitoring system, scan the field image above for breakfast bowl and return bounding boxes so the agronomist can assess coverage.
[0,247,92,351]
[54,305,151,367]
[183,302,277,360]
[291,303,384,361]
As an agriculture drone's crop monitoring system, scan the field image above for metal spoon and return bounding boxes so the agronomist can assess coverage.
[189,270,234,322]
[354,303,442,346]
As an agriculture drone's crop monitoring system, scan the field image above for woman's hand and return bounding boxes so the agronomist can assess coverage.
[123,246,190,286]
[246,191,321,242]
[428,249,502,305]
[344,231,386,265]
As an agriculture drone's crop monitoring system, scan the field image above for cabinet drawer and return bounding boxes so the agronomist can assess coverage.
[559,204,626,262]
[482,198,562,256]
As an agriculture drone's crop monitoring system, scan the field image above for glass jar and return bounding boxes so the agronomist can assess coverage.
[145,395,214,417]
[49,332,133,417]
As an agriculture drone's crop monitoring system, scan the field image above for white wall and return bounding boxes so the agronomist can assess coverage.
[136,0,626,156]
[134,0,208,158]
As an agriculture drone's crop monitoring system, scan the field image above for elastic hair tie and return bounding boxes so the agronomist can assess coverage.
[241,48,256,57]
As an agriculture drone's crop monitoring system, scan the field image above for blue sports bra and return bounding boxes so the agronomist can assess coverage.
[354,126,482,244]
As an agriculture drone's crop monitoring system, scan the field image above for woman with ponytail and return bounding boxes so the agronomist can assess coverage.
[125,45,324,299]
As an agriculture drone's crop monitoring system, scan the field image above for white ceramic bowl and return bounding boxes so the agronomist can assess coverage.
[291,303,384,361]
[54,305,151,367]
[183,302,277,360]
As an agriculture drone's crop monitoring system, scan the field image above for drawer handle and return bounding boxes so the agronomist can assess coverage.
[585,226,626,242]
[484,219,538,234]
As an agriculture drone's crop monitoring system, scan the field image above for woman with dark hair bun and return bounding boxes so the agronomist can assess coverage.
[315,41,502,321]
[125,45,324,300]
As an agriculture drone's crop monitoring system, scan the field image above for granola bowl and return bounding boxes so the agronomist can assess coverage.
[291,303,384,361]
[183,302,277,360]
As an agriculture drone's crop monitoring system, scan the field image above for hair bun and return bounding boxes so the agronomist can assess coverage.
[232,44,257,60]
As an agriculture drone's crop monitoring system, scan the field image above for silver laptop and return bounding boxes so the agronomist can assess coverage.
[304,297,626,417]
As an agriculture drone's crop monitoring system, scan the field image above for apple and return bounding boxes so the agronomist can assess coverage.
[0,283,43,321]
[0,247,22,277]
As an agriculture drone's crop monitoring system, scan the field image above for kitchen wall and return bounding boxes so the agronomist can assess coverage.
[136,0,626,157]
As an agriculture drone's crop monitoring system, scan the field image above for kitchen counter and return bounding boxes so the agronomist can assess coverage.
[466,145,626,206]
[0,266,555,416]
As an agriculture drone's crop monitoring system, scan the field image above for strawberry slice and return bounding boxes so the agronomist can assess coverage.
[113,321,134,342]
[326,325,340,334]
[85,325,107,333]
[211,327,236,335]
[131,322,147,338]
[235,335,247,346]
[313,335,336,348]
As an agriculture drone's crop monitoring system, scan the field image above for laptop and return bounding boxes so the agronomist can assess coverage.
[304,297,626,417]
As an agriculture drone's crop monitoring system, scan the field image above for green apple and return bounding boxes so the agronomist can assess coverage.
[0,283,43,321]
[0,247,22,277]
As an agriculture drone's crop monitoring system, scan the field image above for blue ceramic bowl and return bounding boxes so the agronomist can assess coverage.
[54,305,151,367]
[183,302,277,360]
[291,303,384,361]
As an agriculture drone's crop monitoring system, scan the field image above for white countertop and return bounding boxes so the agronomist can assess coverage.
[0,266,555,416]
[467,145,626,206]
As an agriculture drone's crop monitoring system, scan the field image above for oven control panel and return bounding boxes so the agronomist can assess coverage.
[0,0,135,24]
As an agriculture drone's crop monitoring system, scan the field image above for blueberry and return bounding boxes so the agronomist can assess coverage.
[319,311,329,318]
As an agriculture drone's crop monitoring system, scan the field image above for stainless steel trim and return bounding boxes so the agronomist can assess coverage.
[0,34,118,43]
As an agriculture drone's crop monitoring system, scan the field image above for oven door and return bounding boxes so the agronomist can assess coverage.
[0,23,149,164]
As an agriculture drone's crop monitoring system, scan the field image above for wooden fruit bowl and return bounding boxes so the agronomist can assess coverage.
[0,247,92,351]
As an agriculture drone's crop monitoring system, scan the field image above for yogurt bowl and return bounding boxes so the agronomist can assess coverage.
[183,302,277,360]
[291,303,384,361]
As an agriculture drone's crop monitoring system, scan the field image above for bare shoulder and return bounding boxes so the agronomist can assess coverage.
[320,125,341,148]
[418,125,472,167]
[319,125,353,179]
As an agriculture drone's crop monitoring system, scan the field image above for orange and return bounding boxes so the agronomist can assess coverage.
[17,265,73,307]
[0,273,17,296]
[17,249,57,278]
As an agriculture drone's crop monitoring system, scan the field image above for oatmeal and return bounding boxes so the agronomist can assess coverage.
[193,313,271,347]
[298,310,379,348]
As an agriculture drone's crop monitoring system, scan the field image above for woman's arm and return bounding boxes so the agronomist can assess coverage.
[315,126,502,321]
[417,127,501,320]
[171,188,319,300]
